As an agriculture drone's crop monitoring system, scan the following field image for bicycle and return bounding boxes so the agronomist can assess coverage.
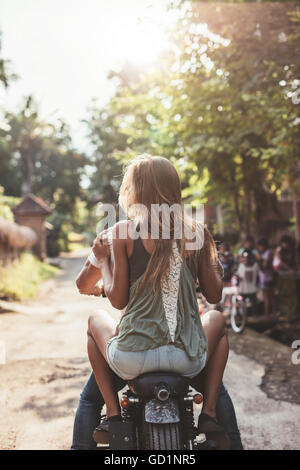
[197,278,249,334]
[220,285,248,334]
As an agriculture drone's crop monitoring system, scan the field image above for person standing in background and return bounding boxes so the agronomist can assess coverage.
[273,235,297,273]
[236,250,259,315]
[219,243,235,287]
[238,235,258,260]
[256,238,276,317]
[273,235,299,319]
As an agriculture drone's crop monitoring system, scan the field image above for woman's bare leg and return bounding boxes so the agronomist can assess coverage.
[87,310,120,418]
[201,310,229,419]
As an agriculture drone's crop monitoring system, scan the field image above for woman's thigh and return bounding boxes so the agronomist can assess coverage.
[110,345,204,380]
[166,346,206,378]
[201,310,226,364]
[108,343,149,380]
[88,309,118,360]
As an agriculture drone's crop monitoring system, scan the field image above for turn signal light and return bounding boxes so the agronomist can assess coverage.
[120,396,130,409]
[193,393,203,404]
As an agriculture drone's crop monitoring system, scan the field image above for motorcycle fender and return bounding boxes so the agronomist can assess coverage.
[144,398,180,424]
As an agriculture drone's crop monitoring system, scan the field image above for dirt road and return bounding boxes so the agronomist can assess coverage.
[0,251,299,450]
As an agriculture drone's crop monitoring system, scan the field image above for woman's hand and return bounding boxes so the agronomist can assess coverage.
[92,230,110,263]
[79,284,105,297]
[90,285,104,297]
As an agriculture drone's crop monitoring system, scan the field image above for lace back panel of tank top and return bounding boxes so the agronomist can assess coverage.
[161,241,183,342]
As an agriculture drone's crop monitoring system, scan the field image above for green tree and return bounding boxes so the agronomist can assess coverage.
[174,1,300,235]
[84,99,129,205]
[0,31,17,88]
[101,2,299,238]
[2,96,86,201]
[0,95,87,255]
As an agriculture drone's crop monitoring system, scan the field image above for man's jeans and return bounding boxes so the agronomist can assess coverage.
[71,371,243,450]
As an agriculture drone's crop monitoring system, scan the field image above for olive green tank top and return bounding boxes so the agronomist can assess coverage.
[116,235,208,360]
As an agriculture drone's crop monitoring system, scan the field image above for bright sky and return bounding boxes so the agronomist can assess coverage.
[0,0,175,151]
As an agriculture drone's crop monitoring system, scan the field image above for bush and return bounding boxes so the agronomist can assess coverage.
[0,186,20,221]
[0,253,59,300]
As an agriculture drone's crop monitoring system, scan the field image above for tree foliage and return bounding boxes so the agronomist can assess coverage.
[1,1,299,251]
[0,32,17,88]
[0,72,87,254]
[87,1,300,238]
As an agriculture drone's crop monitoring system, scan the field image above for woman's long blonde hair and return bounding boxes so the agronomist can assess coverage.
[119,154,208,293]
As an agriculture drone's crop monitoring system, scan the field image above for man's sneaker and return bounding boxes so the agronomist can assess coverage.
[93,415,109,444]
[205,431,231,450]
[198,412,225,434]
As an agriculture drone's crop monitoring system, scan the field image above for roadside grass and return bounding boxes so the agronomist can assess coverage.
[0,253,59,301]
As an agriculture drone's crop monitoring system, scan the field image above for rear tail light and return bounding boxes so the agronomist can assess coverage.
[120,396,130,409]
[193,393,203,404]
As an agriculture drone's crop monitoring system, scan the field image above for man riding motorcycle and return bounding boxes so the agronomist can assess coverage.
[73,155,243,450]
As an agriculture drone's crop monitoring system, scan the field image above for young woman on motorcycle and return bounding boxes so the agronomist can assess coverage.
[76,154,229,435]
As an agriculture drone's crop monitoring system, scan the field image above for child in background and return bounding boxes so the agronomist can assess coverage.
[238,235,258,260]
[273,235,297,273]
[236,250,259,314]
[219,243,235,287]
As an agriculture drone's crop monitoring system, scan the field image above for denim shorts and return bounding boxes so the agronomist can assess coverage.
[106,336,207,381]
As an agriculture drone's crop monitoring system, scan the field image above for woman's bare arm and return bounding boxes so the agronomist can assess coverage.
[76,260,103,296]
[92,222,130,310]
[197,227,224,304]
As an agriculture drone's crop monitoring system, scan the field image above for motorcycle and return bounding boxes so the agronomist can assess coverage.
[94,370,229,450]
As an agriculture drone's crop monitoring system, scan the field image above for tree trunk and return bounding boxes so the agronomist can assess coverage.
[292,192,300,245]
[216,204,224,235]
[243,186,251,235]
[232,190,242,232]
[26,153,33,193]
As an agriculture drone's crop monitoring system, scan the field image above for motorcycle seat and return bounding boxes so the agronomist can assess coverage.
[128,371,189,398]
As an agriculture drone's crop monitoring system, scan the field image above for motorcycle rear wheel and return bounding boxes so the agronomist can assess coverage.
[144,422,182,450]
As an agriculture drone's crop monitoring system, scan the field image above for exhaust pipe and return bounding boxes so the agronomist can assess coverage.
[155,383,170,401]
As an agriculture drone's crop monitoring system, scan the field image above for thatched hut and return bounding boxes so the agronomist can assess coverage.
[0,218,37,265]
[12,194,52,260]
